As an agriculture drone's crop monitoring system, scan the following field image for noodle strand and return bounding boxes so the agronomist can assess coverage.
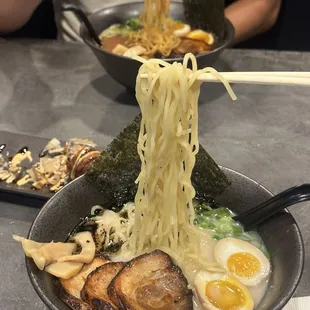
[128,0,181,57]
[125,54,236,277]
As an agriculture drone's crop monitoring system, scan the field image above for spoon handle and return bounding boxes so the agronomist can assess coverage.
[233,183,310,231]
[61,3,102,46]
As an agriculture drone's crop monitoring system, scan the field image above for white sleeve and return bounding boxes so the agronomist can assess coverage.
[60,12,84,42]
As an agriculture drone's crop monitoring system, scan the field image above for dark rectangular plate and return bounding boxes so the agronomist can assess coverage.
[0,131,61,207]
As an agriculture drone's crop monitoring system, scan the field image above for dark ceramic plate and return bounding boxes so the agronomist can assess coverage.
[26,167,304,310]
[0,131,54,207]
[80,1,234,91]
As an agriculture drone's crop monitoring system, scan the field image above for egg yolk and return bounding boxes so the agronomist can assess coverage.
[205,280,245,309]
[171,22,185,30]
[227,252,261,278]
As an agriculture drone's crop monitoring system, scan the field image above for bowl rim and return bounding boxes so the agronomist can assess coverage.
[79,1,235,63]
[26,166,305,310]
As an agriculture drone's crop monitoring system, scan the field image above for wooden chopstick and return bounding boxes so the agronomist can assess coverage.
[215,72,310,77]
[140,72,310,86]
[197,74,310,86]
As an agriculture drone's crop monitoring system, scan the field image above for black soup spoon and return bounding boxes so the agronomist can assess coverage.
[233,183,310,231]
[61,3,103,46]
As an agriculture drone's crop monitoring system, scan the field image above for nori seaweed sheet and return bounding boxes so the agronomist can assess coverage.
[86,116,142,211]
[86,114,230,211]
[183,0,225,41]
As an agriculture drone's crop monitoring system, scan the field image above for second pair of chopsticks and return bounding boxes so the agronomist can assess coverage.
[141,72,310,86]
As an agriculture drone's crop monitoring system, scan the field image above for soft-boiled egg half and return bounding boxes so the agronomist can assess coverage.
[214,238,271,286]
[195,271,254,310]
[186,29,215,45]
[173,23,191,37]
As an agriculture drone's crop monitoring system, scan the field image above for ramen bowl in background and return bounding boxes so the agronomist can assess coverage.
[80,1,234,91]
[26,167,304,310]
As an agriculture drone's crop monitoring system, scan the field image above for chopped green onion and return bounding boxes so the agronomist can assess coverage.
[123,18,142,31]
[194,201,270,258]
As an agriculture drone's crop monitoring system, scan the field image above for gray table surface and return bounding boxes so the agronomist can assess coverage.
[0,39,310,309]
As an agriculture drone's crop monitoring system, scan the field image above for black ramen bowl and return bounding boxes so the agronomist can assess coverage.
[80,1,235,91]
[26,167,304,310]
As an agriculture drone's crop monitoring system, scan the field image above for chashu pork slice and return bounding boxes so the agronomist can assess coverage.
[81,262,125,309]
[59,256,109,309]
[108,250,193,310]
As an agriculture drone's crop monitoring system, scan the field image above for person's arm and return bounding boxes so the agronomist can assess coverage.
[0,0,40,33]
[225,0,282,44]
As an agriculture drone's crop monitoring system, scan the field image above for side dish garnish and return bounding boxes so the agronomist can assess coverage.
[0,138,100,192]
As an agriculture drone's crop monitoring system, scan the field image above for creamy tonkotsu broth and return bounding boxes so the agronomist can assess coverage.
[248,279,270,307]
